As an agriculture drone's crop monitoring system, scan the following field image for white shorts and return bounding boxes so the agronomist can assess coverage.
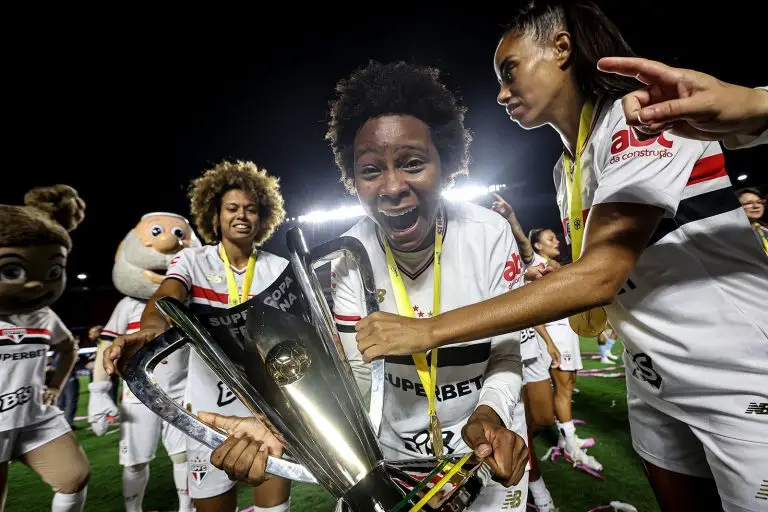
[547,323,582,371]
[0,414,71,463]
[185,397,251,499]
[628,392,768,512]
[119,399,187,467]
[522,342,552,385]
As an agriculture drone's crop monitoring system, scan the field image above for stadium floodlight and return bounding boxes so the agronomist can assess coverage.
[293,184,506,224]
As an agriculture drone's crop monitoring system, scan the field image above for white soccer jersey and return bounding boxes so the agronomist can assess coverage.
[165,244,290,416]
[0,308,71,431]
[331,201,527,461]
[554,97,768,441]
[101,296,189,403]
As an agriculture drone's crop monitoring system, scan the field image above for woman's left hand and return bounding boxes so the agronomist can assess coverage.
[355,312,437,361]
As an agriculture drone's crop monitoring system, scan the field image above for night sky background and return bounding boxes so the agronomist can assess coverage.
[2,2,765,333]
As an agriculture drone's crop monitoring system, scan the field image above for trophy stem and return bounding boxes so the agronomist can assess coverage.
[287,228,384,468]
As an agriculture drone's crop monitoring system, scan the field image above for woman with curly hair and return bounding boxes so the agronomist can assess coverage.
[104,160,290,512]
[190,61,532,512]
[1,185,90,512]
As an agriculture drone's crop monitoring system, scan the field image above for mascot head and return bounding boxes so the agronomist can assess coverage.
[113,212,199,300]
[0,185,86,315]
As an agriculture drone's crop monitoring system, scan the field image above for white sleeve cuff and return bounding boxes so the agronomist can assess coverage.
[592,184,680,217]
[476,387,516,430]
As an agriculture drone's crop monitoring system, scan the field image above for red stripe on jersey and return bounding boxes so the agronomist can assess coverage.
[333,313,361,322]
[191,285,229,304]
[127,321,141,331]
[190,285,255,305]
[0,327,51,337]
[687,154,726,186]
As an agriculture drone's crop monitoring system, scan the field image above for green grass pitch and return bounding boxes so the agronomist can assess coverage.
[6,338,660,511]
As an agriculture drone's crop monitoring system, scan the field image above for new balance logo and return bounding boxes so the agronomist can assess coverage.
[756,480,767,501]
[744,402,768,415]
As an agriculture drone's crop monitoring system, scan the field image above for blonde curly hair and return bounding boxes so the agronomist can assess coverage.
[188,160,285,245]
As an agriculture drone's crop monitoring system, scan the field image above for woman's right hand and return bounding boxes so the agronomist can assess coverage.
[198,412,285,486]
[103,328,165,376]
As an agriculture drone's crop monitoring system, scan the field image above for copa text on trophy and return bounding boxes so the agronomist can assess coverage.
[122,227,491,512]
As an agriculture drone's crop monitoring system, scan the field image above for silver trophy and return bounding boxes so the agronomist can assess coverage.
[123,227,490,511]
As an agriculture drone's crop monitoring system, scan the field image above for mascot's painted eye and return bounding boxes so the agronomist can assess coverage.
[150,225,164,237]
[0,263,26,283]
[171,227,185,239]
[46,264,65,281]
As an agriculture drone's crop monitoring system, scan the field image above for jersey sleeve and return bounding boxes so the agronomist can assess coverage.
[476,222,524,430]
[592,100,715,217]
[42,308,73,346]
[330,255,371,398]
[100,299,129,343]
[164,248,193,291]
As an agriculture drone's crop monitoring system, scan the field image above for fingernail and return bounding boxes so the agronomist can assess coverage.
[259,444,268,452]
[478,445,492,457]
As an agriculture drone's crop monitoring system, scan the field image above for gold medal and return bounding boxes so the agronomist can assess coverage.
[429,413,445,460]
[568,306,608,337]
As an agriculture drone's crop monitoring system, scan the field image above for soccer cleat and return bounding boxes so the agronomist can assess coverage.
[564,441,603,472]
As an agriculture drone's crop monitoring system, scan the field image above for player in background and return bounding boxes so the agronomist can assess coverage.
[178,61,532,511]
[0,185,90,512]
[526,227,600,470]
[354,2,768,511]
[90,213,200,512]
[597,325,619,364]
[736,188,767,256]
[490,194,567,511]
[104,161,291,512]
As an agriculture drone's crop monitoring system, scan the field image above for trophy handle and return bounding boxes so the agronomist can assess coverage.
[122,327,319,485]
[307,235,385,437]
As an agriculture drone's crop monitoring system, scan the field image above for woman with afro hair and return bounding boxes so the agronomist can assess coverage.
[173,61,533,512]
[104,160,291,512]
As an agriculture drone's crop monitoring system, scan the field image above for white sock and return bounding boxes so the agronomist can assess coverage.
[599,343,609,359]
[123,465,149,512]
[528,477,552,505]
[51,487,87,512]
[252,499,291,512]
[557,420,576,441]
[606,337,616,350]
[173,462,193,512]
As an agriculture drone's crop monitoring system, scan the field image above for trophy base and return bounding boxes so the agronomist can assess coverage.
[339,455,491,512]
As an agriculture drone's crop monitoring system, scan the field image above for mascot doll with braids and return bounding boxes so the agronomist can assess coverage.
[0,185,90,512]
[89,212,199,512]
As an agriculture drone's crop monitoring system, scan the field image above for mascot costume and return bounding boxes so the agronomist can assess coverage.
[0,185,90,512]
[89,212,199,512]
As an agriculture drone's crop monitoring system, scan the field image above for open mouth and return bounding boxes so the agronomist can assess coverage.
[380,206,420,233]
[232,223,251,233]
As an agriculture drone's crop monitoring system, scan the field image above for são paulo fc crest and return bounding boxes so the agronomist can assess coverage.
[190,455,210,486]
[1,328,26,343]
[376,289,386,303]
[206,273,224,283]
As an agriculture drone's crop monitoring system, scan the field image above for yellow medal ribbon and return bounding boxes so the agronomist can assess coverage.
[220,244,257,307]
[563,101,608,337]
[383,209,445,459]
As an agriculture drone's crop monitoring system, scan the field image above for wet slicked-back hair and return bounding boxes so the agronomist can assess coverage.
[326,60,471,194]
[504,0,641,101]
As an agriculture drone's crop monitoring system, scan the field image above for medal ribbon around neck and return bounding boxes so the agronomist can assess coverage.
[221,243,257,307]
[382,207,445,459]
[562,101,608,337]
